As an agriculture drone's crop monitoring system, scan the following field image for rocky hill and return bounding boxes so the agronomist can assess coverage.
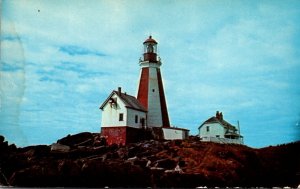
[0,133,299,188]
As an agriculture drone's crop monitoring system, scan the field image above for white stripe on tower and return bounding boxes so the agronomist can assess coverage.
[147,65,163,127]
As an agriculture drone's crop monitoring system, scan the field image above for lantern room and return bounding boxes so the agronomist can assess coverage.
[143,36,158,62]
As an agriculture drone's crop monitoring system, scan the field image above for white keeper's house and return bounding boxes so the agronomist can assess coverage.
[198,111,243,144]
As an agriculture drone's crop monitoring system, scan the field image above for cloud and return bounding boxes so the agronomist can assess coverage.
[0,61,23,72]
[54,61,110,79]
[0,34,20,41]
[39,76,67,85]
[59,45,106,57]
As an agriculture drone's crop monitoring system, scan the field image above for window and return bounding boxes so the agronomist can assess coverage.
[119,113,124,121]
[216,135,220,138]
[109,97,117,108]
[206,126,210,132]
[152,89,155,92]
[135,115,138,123]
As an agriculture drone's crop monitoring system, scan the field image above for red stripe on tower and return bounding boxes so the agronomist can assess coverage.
[137,67,149,109]
[157,68,170,127]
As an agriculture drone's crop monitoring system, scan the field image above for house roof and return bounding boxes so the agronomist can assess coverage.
[99,90,147,112]
[199,116,237,131]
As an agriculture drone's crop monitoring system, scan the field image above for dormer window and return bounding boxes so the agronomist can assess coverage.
[109,97,117,108]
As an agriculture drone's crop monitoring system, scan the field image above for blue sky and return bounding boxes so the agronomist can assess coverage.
[1,0,299,148]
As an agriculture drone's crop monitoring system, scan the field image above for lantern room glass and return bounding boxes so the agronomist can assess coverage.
[144,43,157,53]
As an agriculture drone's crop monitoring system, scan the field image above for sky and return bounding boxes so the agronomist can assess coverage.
[1,0,300,148]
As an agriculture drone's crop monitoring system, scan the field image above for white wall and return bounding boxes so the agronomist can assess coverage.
[101,93,147,129]
[163,128,188,140]
[199,123,243,144]
[199,123,225,138]
[101,93,127,127]
[127,108,146,129]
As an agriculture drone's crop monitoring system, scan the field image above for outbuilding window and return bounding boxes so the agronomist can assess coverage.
[119,113,124,121]
[135,115,138,123]
[206,126,210,132]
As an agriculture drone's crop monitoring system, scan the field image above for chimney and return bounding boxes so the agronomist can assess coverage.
[216,111,220,119]
[118,87,121,95]
[220,112,223,120]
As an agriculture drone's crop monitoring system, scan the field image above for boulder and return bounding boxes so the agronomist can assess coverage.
[57,132,94,147]
[51,143,70,152]
[0,168,9,186]
[154,158,177,170]
[9,163,61,187]
[0,135,5,143]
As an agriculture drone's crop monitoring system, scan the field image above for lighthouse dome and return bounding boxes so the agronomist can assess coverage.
[143,36,157,44]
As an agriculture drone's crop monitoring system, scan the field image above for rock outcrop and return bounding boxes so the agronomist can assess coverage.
[0,133,299,187]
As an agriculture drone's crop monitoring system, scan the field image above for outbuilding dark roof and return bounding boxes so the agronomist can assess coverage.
[116,91,147,112]
[199,116,237,131]
[100,90,147,112]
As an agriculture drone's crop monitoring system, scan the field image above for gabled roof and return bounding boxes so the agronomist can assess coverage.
[100,90,147,112]
[199,116,237,131]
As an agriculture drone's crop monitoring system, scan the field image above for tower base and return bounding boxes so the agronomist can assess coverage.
[101,126,189,146]
[101,126,152,146]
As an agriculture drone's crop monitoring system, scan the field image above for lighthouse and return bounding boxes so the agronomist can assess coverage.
[137,36,170,128]
[100,36,188,145]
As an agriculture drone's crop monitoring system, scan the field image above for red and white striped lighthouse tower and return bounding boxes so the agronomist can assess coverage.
[137,36,170,128]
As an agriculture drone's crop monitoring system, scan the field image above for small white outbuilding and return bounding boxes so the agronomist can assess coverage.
[198,111,243,144]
